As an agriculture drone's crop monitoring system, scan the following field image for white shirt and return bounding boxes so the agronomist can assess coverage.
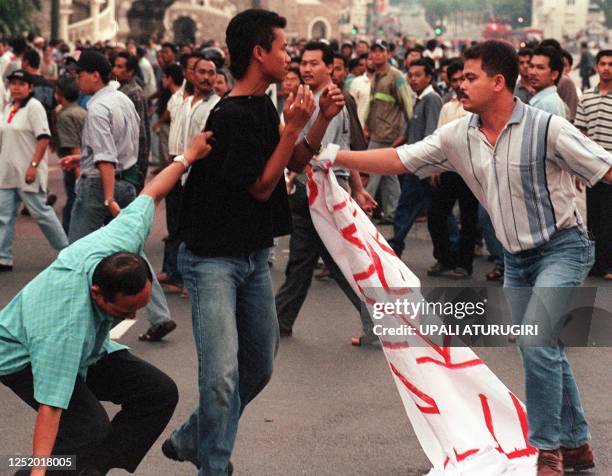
[0,97,50,192]
[167,85,187,156]
[138,57,157,99]
[181,92,220,153]
[349,73,371,125]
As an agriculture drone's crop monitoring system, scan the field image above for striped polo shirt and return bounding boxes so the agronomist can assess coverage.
[395,99,612,253]
[575,87,612,152]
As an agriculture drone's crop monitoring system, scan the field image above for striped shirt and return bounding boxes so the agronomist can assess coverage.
[396,99,612,253]
[0,196,154,408]
[575,87,612,152]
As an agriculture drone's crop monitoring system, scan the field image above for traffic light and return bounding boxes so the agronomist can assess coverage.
[352,25,358,35]
[434,26,442,36]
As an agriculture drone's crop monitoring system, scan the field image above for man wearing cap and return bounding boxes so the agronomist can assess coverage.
[62,50,177,341]
[0,70,69,272]
[365,39,413,223]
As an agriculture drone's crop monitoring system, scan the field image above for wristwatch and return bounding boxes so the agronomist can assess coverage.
[173,155,190,171]
[30,161,38,168]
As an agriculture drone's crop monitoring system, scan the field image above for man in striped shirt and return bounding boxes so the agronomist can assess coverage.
[331,40,612,476]
[575,49,612,281]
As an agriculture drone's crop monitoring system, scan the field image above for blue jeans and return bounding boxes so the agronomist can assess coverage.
[0,188,68,266]
[68,176,170,327]
[479,205,504,268]
[172,244,279,475]
[503,227,594,450]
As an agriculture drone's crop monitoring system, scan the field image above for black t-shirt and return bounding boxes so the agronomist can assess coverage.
[180,94,292,257]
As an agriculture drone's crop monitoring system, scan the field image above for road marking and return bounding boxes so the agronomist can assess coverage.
[110,320,136,340]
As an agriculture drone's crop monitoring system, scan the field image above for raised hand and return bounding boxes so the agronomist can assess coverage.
[283,84,315,134]
[319,84,345,120]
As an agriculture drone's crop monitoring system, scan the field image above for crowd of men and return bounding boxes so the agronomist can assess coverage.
[0,9,611,476]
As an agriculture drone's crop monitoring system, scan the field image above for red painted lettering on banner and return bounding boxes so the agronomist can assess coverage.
[390,363,440,414]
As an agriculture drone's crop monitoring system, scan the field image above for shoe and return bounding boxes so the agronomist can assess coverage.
[138,320,177,341]
[315,267,331,280]
[162,438,183,462]
[537,449,563,476]
[427,262,453,276]
[448,267,471,279]
[351,335,381,348]
[45,193,57,207]
[561,443,594,471]
[228,460,234,476]
[486,267,504,282]
[0,264,13,272]
[161,282,183,294]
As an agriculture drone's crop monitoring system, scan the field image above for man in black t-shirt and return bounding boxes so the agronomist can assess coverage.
[164,9,345,476]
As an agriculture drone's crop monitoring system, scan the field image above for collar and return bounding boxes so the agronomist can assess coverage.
[89,84,115,105]
[11,93,32,109]
[416,84,435,100]
[593,84,612,95]
[468,98,525,129]
[532,85,558,99]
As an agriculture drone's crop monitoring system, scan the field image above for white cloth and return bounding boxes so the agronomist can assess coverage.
[349,73,371,125]
[139,57,157,99]
[307,146,537,475]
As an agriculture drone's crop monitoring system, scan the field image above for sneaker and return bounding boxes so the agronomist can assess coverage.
[537,449,563,476]
[561,443,594,471]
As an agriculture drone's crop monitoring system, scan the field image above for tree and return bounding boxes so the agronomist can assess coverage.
[0,0,41,37]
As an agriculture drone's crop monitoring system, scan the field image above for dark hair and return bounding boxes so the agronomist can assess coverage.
[348,57,361,71]
[408,58,434,76]
[115,51,139,75]
[404,48,422,60]
[55,73,80,102]
[10,37,27,55]
[301,40,334,65]
[161,42,178,54]
[286,66,301,79]
[426,39,438,50]
[216,68,232,86]
[596,49,612,64]
[463,40,518,91]
[23,49,40,69]
[92,252,152,302]
[518,47,533,58]
[439,57,453,69]
[226,9,287,80]
[136,46,147,58]
[446,59,464,79]
[533,45,564,85]
[561,49,573,67]
[540,38,562,51]
[333,52,348,68]
[163,63,184,86]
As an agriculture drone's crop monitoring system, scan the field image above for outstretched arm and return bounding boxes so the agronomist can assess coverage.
[141,131,213,204]
[335,148,407,175]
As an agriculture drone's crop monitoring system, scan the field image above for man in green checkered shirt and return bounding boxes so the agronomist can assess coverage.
[0,133,213,476]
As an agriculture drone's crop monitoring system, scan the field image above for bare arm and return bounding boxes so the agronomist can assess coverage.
[335,148,407,175]
[25,138,50,184]
[97,161,118,217]
[604,167,612,184]
[31,404,63,476]
[141,132,213,204]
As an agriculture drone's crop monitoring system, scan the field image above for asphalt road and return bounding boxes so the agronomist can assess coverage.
[0,161,610,476]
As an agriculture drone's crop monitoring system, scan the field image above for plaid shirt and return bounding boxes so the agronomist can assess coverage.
[0,196,154,408]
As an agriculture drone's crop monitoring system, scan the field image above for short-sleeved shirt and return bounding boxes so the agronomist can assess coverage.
[529,86,567,119]
[296,87,350,183]
[0,195,154,409]
[80,85,139,177]
[56,102,87,158]
[395,100,612,253]
[181,92,220,152]
[405,85,442,145]
[0,96,51,192]
[180,94,292,257]
[514,81,534,105]
[167,85,187,156]
[575,86,612,152]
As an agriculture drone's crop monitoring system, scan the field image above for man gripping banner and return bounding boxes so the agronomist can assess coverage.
[307,144,537,475]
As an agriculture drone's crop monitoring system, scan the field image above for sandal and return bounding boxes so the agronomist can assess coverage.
[604,273,612,281]
[138,320,177,342]
[486,267,504,282]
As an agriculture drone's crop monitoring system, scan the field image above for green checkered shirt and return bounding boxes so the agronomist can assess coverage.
[0,195,154,409]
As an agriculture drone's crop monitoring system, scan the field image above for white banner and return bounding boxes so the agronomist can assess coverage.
[307,147,537,475]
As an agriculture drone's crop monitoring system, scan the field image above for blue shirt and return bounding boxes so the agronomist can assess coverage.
[80,85,140,177]
[529,86,567,119]
[0,195,154,408]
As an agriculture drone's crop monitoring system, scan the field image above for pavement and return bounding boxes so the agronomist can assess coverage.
[0,160,610,476]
